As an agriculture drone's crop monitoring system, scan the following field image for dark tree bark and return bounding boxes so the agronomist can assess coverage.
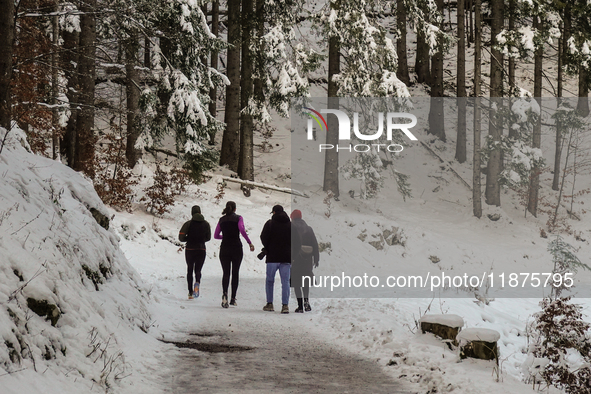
[508,0,515,92]
[485,0,504,206]
[126,33,141,168]
[0,0,15,130]
[253,0,264,103]
[456,0,467,163]
[209,0,220,139]
[527,17,543,217]
[577,68,589,117]
[238,0,254,181]
[415,30,431,84]
[75,0,97,177]
[428,0,445,142]
[61,29,79,167]
[324,35,340,198]
[220,0,241,172]
[473,0,482,218]
[396,0,410,85]
[51,6,60,159]
[144,36,151,68]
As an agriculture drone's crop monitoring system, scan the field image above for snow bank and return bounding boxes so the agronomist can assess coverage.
[0,128,151,391]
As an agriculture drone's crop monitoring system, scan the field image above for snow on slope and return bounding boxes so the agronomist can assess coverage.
[0,128,152,393]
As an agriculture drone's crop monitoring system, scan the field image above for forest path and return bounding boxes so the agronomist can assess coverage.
[154,278,411,394]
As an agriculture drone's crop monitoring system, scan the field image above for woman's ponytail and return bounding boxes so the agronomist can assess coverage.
[222,201,236,215]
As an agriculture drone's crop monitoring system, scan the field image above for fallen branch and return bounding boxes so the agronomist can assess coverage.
[204,173,309,198]
[420,141,472,191]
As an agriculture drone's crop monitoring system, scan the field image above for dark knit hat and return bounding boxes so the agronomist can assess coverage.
[271,205,284,214]
[191,205,201,215]
[290,209,302,219]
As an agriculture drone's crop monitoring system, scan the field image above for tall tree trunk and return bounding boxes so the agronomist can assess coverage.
[0,0,15,130]
[126,34,141,168]
[473,0,482,218]
[415,19,431,84]
[577,67,589,117]
[144,36,151,68]
[220,0,241,172]
[468,0,473,43]
[428,0,445,142]
[527,17,543,217]
[324,35,340,198]
[553,19,566,192]
[508,0,515,92]
[253,0,264,102]
[61,29,79,167]
[51,5,60,159]
[396,0,410,85]
[238,0,254,181]
[456,0,467,163]
[75,0,97,177]
[209,0,220,143]
[485,0,504,206]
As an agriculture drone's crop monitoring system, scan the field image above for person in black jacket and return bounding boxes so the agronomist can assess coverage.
[290,209,319,313]
[260,205,300,314]
[179,205,211,299]
[214,201,255,308]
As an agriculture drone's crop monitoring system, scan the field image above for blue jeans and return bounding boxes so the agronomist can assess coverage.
[266,263,291,305]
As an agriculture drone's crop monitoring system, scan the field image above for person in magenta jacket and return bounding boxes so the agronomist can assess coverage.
[214,201,255,308]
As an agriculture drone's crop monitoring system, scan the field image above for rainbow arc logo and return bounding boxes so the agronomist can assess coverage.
[304,107,328,133]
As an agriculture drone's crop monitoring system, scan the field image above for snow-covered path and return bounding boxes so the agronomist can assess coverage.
[145,278,411,393]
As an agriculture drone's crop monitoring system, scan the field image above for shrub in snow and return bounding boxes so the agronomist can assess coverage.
[547,235,590,298]
[525,297,591,393]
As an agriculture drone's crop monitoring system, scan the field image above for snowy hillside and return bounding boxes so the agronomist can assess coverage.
[0,128,152,393]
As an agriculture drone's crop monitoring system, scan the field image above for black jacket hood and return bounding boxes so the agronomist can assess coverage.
[272,211,291,224]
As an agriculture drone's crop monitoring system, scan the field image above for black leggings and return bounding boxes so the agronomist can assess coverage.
[186,249,206,293]
[219,248,243,299]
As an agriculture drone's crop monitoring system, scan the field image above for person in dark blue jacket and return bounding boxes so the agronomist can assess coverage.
[179,205,211,299]
[214,201,255,308]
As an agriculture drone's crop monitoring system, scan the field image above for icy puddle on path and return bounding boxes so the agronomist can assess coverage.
[157,280,411,394]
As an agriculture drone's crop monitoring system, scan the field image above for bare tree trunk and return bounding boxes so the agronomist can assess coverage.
[415,7,431,86]
[238,0,254,181]
[508,0,515,92]
[126,34,141,168]
[456,0,467,163]
[577,68,589,117]
[75,0,97,177]
[468,0,473,43]
[485,0,504,206]
[527,17,543,217]
[324,35,340,198]
[428,0,445,142]
[220,0,241,172]
[61,29,78,167]
[396,0,410,85]
[209,0,220,141]
[253,0,264,102]
[473,0,482,218]
[553,20,565,191]
[0,0,15,130]
[144,36,151,68]
[51,5,60,159]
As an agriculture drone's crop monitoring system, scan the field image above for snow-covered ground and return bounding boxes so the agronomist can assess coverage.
[2,88,591,393]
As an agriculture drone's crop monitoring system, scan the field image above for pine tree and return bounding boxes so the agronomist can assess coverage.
[139,0,227,179]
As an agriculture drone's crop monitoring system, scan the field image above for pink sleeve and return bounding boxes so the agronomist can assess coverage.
[214,222,222,240]
[238,217,252,245]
